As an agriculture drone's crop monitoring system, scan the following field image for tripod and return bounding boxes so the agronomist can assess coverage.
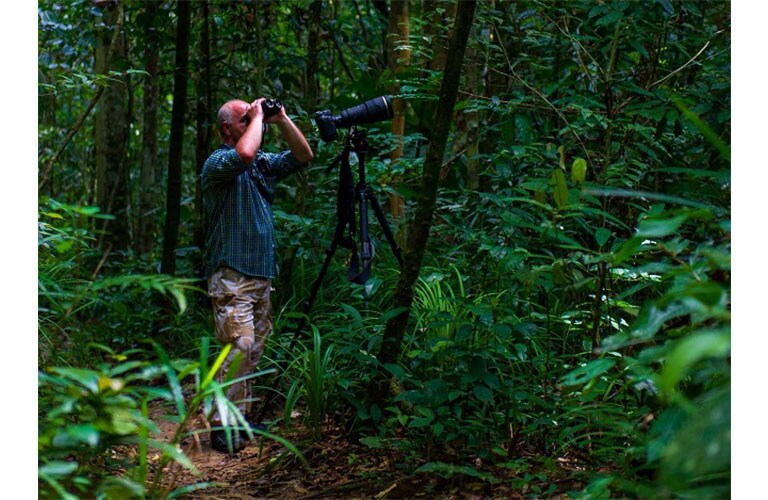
[255,128,403,422]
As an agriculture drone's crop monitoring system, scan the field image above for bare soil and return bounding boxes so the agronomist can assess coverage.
[144,404,584,499]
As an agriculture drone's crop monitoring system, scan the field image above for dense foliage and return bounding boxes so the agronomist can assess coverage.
[39,1,730,498]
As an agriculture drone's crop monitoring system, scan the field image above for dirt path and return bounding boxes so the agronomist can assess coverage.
[147,404,581,499]
[148,405,410,499]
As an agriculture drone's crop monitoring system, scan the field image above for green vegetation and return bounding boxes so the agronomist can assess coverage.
[38,1,730,498]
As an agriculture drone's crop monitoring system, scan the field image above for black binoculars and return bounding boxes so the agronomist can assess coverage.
[262,98,283,119]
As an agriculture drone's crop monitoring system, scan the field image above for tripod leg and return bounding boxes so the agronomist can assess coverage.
[255,230,342,422]
[352,185,372,284]
[300,236,339,320]
[367,192,404,267]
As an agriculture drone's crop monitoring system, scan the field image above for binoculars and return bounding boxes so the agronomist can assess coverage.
[262,98,283,119]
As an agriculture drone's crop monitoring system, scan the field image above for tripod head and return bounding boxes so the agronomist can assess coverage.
[325,127,369,177]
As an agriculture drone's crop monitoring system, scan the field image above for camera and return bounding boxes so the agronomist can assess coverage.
[314,96,394,142]
[262,98,283,119]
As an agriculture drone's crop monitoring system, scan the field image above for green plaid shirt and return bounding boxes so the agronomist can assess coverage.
[201,145,306,279]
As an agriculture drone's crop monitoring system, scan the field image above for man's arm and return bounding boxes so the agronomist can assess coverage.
[235,99,266,164]
[267,108,314,163]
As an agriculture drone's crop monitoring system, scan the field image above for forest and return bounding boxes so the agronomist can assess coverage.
[37,0,731,498]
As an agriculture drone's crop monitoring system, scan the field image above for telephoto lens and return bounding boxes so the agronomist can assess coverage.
[262,98,283,119]
[314,95,393,142]
[336,96,393,128]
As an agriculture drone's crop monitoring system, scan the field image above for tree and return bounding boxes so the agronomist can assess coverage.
[136,1,162,255]
[93,0,130,251]
[386,0,410,218]
[193,0,214,267]
[372,0,477,402]
[160,0,192,275]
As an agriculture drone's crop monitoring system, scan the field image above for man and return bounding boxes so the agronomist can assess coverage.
[201,98,313,453]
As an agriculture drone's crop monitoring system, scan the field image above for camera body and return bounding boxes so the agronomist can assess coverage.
[314,96,394,142]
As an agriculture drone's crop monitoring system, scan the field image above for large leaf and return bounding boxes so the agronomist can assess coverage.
[551,169,569,208]
[636,214,689,238]
[473,384,494,402]
[657,329,730,393]
[571,157,587,184]
[563,358,617,386]
[658,387,731,493]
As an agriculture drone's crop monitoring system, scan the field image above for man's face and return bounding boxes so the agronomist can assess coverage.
[225,100,251,142]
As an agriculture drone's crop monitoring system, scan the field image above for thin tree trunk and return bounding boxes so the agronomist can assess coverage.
[161,0,192,275]
[387,0,410,219]
[414,0,456,153]
[94,0,130,251]
[193,0,213,265]
[453,23,480,190]
[372,0,477,404]
[464,36,480,190]
[136,1,161,255]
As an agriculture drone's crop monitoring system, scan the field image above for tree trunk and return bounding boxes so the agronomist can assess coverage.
[464,36,480,190]
[193,0,213,269]
[136,1,161,255]
[414,0,456,152]
[160,0,192,275]
[453,25,480,190]
[94,0,130,251]
[387,0,410,219]
[372,0,477,403]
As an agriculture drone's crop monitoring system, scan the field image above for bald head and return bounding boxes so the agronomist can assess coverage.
[217,99,250,143]
[217,100,239,129]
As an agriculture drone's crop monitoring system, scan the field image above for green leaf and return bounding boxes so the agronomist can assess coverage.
[473,384,494,402]
[52,425,100,447]
[612,237,644,264]
[563,359,617,386]
[636,214,688,238]
[383,363,406,379]
[601,302,690,350]
[98,477,146,499]
[49,367,100,393]
[340,303,363,325]
[658,387,730,490]
[571,157,587,184]
[658,329,730,393]
[672,96,730,161]
[551,169,569,208]
[39,461,79,477]
[380,306,409,322]
[202,343,232,390]
[595,10,624,27]
[595,227,612,248]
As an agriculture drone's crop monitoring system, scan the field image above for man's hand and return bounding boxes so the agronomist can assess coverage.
[235,99,266,164]
[263,99,287,125]
[248,98,266,124]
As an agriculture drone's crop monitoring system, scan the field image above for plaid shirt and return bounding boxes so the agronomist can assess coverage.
[201,145,306,279]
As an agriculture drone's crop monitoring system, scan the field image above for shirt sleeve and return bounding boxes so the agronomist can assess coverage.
[201,148,248,188]
[257,150,307,182]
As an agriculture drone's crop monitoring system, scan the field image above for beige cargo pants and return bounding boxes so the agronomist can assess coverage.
[207,266,273,425]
